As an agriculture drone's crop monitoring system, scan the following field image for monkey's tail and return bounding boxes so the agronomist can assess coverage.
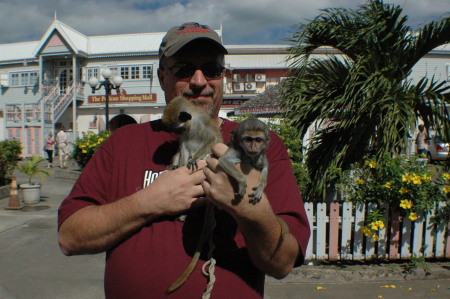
[166,203,214,294]
[166,251,201,293]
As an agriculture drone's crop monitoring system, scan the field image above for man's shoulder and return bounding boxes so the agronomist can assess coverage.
[109,119,173,142]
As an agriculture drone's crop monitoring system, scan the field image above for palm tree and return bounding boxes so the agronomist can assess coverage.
[283,0,450,201]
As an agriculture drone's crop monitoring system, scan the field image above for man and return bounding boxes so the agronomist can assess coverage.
[56,127,69,168]
[416,124,427,156]
[58,22,310,298]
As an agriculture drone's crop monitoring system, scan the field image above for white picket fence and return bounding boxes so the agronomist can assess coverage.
[304,201,449,261]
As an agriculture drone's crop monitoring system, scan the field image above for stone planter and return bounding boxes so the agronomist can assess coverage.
[20,183,41,204]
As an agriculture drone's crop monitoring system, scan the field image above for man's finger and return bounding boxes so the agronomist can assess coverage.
[211,143,229,157]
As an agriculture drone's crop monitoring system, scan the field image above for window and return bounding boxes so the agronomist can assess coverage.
[87,68,99,80]
[120,67,129,80]
[109,67,119,77]
[143,66,152,79]
[11,74,19,86]
[131,66,140,79]
[10,71,39,86]
[106,65,152,81]
[30,72,38,85]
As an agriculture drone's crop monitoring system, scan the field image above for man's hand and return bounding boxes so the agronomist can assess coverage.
[144,161,207,217]
[201,143,262,216]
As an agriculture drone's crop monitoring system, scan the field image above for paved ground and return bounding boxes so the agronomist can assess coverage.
[1,160,449,298]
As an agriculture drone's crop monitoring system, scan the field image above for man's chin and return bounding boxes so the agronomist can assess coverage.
[190,100,213,114]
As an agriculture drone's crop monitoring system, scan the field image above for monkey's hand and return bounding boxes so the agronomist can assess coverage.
[249,185,264,204]
[186,159,199,171]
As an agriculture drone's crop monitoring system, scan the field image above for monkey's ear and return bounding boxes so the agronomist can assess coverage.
[178,111,192,122]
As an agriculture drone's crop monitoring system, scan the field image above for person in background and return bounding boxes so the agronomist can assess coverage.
[416,124,428,156]
[44,132,55,168]
[56,127,69,169]
[58,22,310,298]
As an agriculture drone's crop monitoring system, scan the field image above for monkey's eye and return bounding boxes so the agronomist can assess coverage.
[242,137,263,143]
[168,62,225,79]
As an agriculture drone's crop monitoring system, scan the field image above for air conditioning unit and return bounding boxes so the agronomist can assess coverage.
[0,73,9,87]
[245,82,256,91]
[233,83,245,91]
[255,73,266,82]
[232,74,241,82]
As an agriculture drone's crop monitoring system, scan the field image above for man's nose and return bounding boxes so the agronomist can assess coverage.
[189,69,208,87]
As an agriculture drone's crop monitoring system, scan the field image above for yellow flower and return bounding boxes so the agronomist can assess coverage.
[443,186,450,194]
[372,234,379,241]
[399,187,409,194]
[369,161,377,169]
[402,173,413,183]
[400,199,413,209]
[421,174,431,182]
[82,149,87,154]
[361,226,372,237]
[356,178,365,185]
[384,182,392,189]
[315,286,326,290]
[409,212,418,221]
[370,222,378,230]
[443,173,450,180]
[98,137,104,142]
[412,174,422,185]
[369,221,384,231]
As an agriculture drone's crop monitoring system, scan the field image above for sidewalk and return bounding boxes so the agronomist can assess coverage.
[0,161,449,298]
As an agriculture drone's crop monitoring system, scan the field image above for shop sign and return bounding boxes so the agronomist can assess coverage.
[235,106,283,115]
[88,93,157,104]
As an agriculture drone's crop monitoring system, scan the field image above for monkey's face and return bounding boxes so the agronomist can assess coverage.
[241,132,267,157]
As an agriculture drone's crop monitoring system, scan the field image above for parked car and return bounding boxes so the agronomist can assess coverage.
[426,136,449,163]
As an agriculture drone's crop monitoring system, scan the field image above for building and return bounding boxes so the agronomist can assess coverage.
[0,19,291,157]
[0,19,449,157]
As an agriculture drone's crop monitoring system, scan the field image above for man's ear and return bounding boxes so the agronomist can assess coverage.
[157,68,166,92]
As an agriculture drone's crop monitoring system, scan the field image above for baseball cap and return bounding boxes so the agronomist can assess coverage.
[159,22,228,60]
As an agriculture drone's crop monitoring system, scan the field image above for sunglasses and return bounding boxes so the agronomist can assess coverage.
[167,62,225,79]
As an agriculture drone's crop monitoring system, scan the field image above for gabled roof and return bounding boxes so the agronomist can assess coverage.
[33,19,89,56]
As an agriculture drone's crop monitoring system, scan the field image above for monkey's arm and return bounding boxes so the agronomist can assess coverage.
[218,148,247,198]
[249,154,268,204]
[202,144,300,279]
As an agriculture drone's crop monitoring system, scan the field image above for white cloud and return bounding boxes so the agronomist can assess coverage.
[0,0,448,44]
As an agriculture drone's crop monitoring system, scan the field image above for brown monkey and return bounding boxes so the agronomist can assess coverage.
[162,96,222,170]
[162,96,222,294]
[218,118,270,204]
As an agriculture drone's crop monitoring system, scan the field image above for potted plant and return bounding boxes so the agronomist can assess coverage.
[17,156,50,204]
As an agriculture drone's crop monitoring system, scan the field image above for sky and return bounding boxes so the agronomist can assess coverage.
[0,0,448,45]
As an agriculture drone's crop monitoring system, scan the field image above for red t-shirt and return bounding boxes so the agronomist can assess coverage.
[58,119,310,298]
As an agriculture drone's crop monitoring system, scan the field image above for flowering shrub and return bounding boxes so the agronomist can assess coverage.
[337,155,449,241]
[0,139,22,186]
[72,131,111,169]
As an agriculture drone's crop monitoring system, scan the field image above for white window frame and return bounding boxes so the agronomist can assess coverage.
[10,71,39,86]
[107,65,152,81]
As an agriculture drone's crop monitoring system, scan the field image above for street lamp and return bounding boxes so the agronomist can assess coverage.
[88,69,123,130]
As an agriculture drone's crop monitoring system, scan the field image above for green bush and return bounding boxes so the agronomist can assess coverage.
[267,118,310,195]
[72,131,111,169]
[0,139,22,186]
[337,155,450,241]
